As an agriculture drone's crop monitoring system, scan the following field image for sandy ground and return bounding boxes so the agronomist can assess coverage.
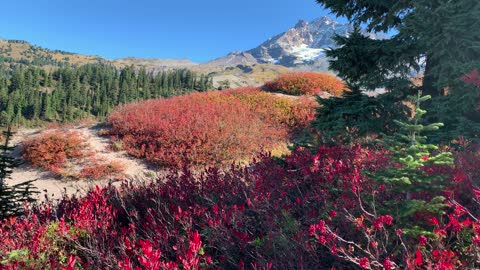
[7,124,159,200]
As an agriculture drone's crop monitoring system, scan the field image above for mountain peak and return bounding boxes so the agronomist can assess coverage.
[294,19,308,29]
[208,15,381,70]
[245,15,352,67]
[228,51,244,56]
[309,16,340,29]
[311,16,334,24]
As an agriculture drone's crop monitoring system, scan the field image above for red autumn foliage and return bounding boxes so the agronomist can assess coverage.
[265,72,346,96]
[79,160,125,180]
[0,145,385,269]
[22,130,125,180]
[226,86,317,131]
[461,69,480,111]
[108,88,315,167]
[0,143,479,269]
[22,131,87,174]
[461,69,480,87]
[307,144,480,270]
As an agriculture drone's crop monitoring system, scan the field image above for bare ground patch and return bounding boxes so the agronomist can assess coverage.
[7,124,160,200]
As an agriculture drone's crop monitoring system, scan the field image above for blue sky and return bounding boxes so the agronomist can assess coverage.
[0,0,336,62]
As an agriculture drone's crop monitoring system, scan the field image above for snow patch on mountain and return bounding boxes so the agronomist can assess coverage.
[244,16,355,67]
[288,45,325,64]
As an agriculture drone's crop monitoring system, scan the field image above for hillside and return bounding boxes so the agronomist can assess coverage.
[0,39,104,68]
[199,64,291,88]
[0,39,289,87]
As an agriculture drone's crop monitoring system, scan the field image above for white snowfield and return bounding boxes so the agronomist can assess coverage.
[288,44,325,64]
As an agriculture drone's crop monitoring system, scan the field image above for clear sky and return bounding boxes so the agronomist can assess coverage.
[0,0,336,62]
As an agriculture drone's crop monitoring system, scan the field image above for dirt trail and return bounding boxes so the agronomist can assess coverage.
[7,125,157,200]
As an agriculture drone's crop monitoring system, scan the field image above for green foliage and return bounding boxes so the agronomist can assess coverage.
[429,81,480,143]
[304,85,408,145]
[316,0,480,142]
[373,91,454,231]
[401,0,480,93]
[217,79,231,90]
[316,0,411,32]
[1,249,30,265]
[0,125,37,218]
[327,26,418,92]
[0,64,213,126]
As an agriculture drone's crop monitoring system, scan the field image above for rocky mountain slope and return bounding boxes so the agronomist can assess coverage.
[208,16,383,71]
[247,16,351,67]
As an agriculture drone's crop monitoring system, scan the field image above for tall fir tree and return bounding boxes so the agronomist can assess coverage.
[316,0,480,141]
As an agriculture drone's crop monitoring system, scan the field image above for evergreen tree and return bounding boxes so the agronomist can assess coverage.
[0,63,211,125]
[161,71,168,91]
[373,91,454,235]
[41,92,52,120]
[0,125,37,218]
[198,74,206,91]
[316,0,480,141]
[316,0,479,94]
[306,85,408,144]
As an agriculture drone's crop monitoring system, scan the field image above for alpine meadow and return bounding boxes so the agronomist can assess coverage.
[0,0,479,269]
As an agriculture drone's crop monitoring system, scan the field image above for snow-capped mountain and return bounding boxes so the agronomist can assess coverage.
[207,16,384,70]
[246,16,352,66]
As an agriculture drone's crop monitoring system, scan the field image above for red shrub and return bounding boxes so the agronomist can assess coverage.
[226,86,316,131]
[265,72,345,96]
[1,143,480,269]
[79,160,125,180]
[22,130,126,180]
[108,89,315,167]
[306,145,480,270]
[22,131,87,174]
[0,144,386,269]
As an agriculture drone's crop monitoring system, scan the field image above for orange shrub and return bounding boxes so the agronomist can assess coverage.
[22,131,87,174]
[265,72,345,96]
[79,160,125,180]
[226,86,316,132]
[108,89,316,167]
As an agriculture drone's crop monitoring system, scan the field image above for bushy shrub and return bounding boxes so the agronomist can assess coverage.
[22,130,125,180]
[226,86,316,132]
[22,131,87,174]
[305,91,480,269]
[79,160,125,180]
[1,141,479,269]
[265,72,345,96]
[108,89,315,167]
[1,143,478,269]
[0,144,386,269]
[308,146,480,270]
